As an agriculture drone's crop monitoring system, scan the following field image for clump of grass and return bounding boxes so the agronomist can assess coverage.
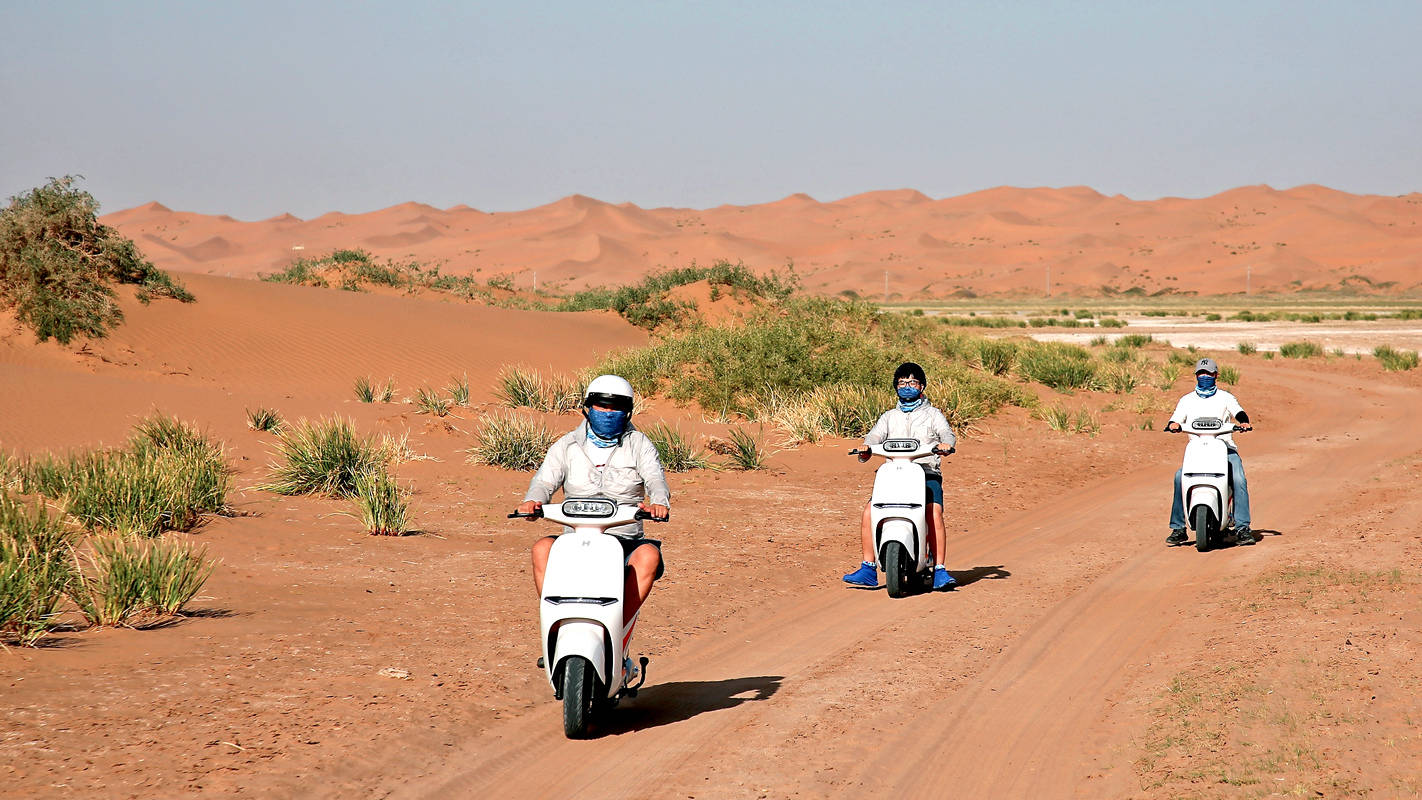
[1237,341,1257,355]
[1071,409,1101,435]
[1262,351,1275,360]
[259,418,387,497]
[720,427,768,471]
[1037,404,1071,431]
[1098,318,1127,328]
[812,384,884,438]
[975,339,1018,375]
[414,387,452,417]
[1166,349,1196,366]
[348,468,410,535]
[643,423,711,472]
[1279,341,1323,359]
[1218,365,1241,385]
[1373,345,1419,371]
[70,533,216,627]
[19,417,230,537]
[1089,335,1109,346]
[446,375,470,407]
[246,407,283,433]
[496,366,589,413]
[1115,333,1154,349]
[467,413,556,471]
[1016,341,1097,392]
[0,495,77,645]
[1103,364,1141,393]
[1157,363,1184,390]
[355,376,377,403]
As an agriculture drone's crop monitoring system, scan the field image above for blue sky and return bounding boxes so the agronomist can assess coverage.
[2,1,1418,219]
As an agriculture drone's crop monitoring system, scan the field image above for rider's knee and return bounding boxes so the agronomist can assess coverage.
[531,535,555,564]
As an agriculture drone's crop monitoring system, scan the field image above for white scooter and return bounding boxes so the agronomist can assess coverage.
[510,497,663,738]
[849,439,953,598]
[1170,417,1244,551]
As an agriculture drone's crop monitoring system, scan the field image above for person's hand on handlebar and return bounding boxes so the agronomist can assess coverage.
[639,502,669,521]
[516,500,543,519]
[1235,423,1253,433]
[856,449,871,463]
[1164,422,1183,433]
[933,446,955,456]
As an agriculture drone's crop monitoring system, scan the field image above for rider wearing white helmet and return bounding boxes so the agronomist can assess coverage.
[1164,358,1255,546]
[518,375,671,623]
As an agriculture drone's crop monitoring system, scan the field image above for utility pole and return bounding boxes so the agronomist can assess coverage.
[533,270,538,293]
[1046,265,1052,297]
[1246,265,1251,296]
[884,270,889,303]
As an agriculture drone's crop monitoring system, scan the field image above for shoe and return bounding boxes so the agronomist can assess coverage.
[843,561,878,587]
[933,566,957,591]
[1166,529,1187,546]
[1234,526,1256,546]
[623,656,639,682]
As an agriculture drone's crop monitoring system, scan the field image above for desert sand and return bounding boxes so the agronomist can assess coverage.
[102,185,1422,298]
[2,203,1421,798]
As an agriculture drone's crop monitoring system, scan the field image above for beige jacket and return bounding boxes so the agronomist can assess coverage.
[523,421,671,537]
[864,404,957,477]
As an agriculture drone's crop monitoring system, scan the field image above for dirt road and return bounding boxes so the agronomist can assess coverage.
[386,365,1421,799]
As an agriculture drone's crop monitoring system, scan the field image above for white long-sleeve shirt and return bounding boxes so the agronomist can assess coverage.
[864,404,957,477]
[1169,390,1247,450]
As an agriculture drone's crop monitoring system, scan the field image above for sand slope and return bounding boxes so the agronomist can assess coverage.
[102,186,1422,297]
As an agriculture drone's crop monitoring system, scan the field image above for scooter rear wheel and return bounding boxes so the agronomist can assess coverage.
[561,656,601,739]
[884,542,912,598]
[1193,505,1212,552]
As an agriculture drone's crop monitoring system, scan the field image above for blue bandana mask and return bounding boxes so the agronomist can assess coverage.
[585,408,630,446]
[1196,375,1217,397]
[896,386,923,403]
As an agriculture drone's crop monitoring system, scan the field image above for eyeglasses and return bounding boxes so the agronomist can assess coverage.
[895,379,922,388]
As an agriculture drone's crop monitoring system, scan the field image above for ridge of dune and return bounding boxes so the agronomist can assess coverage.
[102,185,1422,296]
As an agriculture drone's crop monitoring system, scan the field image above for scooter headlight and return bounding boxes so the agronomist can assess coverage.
[882,438,920,452]
[561,498,617,518]
[1191,417,1223,431]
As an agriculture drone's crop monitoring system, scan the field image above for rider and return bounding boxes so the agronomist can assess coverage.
[518,375,671,625]
[843,361,958,590]
[1165,357,1254,546]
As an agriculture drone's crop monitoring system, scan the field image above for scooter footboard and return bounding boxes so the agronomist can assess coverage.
[550,620,610,690]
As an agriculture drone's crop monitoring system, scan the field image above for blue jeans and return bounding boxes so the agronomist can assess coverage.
[1170,450,1250,529]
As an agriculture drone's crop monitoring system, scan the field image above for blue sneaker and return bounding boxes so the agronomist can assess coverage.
[843,561,878,587]
[933,566,957,591]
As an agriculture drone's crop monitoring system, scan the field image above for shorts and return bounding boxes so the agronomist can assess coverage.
[924,475,943,506]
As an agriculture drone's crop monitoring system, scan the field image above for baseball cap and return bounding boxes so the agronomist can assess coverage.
[1194,358,1219,374]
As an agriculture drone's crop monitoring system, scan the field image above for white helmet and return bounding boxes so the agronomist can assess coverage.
[583,374,635,412]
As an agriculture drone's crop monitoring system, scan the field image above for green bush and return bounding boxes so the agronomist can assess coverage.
[1016,341,1097,391]
[1037,404,1071,431]
[974,339,1018,375]
[1237,341,1257,355]
[247,407,283,432]
[496,366,587,413]
[643,423,710,472]
[1374,345,1420,371]
[467,413,556,471]
[721,427,768,471]
[19,417,230,537]
[557,259,798,330]
[446,375,470,407]
[259,418,387,497]
[70,533,216,626]
[1279,341,1323,359]
[1218,365,1241,385]
[348,468,410,535]
[0,495,77,645]
[812,385,884,438]
[0,177,192,343]
[1098,318,1127,328]
[414,387,451,417]
[1157,363,1184,390]
[1114,333,1154,348]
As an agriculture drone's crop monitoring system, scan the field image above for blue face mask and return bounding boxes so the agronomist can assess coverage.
[1196,374,1217,396]
[585,408,630,442]
[896,386,922,402]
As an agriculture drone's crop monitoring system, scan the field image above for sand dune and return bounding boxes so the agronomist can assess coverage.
[102,185,1422,296]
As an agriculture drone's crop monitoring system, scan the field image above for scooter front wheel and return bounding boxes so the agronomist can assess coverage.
[561,656,601,739]
[884,542,912,598]
[1193,505,1212,552]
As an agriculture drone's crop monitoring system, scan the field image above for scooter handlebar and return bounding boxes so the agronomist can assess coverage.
[507,510,543,519]
[634,509,670,522]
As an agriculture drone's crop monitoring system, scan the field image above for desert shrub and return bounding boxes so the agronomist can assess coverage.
[1102,347,1135,364]
[1089,335,1108,347]
[1098,318,1127,328]
[544,372,587,413]
[0,176,193,344]
[1279,341,1323,359]
[1103,364,1141,394]
[1374,345,1420,371]
[1262,351,1275,360]
[0,495,77,645]
[1204,313,1221,321]
[468,413,556,471]
[643,423,710,472]
[1115,333,1153,348]
[1016,341,1097,391]
[348,468,410,535]
[974,339,1018,375]
[446,375,470,407]
[1218,365,1242,385]
[1237,341,1257,355]
[259,418,387,497]
[414,387,451,416]
[720,427,768,471]
[1167,350,1196,366]
[557,259,797,330]
[496,365,546,409]
[19,418,229,537]
[1037,404,1071,431]
[247,407,283,432]
[70,533,216,626]
[938,315,1025,328]
[1157,363,1184,390]
[355,376,377,403]
[809,384,883,438]
[1071,409,1101,435]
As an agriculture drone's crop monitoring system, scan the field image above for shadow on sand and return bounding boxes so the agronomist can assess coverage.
[947,564,1012,588]
[598,674,783,736]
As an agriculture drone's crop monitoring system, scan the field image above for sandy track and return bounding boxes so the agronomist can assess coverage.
[388,366,1419,799]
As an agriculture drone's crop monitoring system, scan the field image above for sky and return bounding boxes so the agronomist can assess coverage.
[2,1,1419,220]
